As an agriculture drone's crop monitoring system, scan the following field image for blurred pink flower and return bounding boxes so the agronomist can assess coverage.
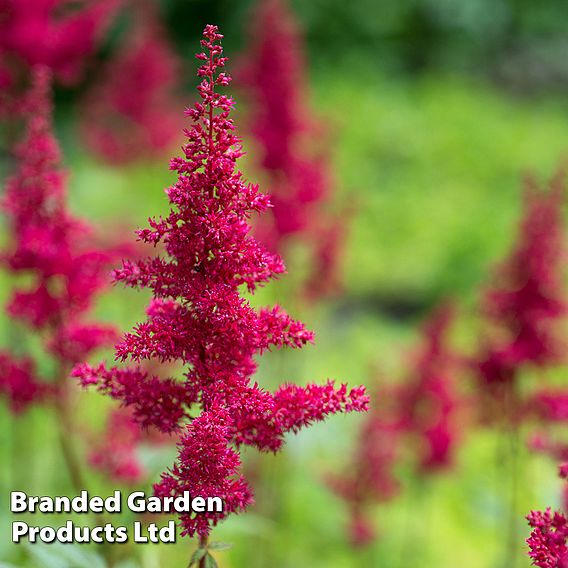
[0,67,117,410]
[240,0,344,299]
[89,408,145,485]
[79,0,182,163]
[330,303,460,545]
[328,382,403,546]
[402,303,460,471]
[0,353,49,413]
[528,433,568,466]
[478,172,567,380]
[475,172,567,418]
[0,0,119,85]
[534,391,568,423]
[348,509,376,547]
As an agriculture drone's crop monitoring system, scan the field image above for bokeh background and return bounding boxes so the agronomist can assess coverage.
[2,0,568,566]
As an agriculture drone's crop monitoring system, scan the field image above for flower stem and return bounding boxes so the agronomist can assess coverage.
[199,535,209,568]
[55,371,86,495]
[504,382,520,568]
[54,367,115,567]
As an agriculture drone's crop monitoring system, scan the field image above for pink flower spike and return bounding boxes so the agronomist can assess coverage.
[240,0,344,300]
[74,25,367,537]
[527,508,568,568]
[79,1,183,164]
[476,172,567,396]
[0,0,121,84]
[0,67,118,413]
[0,352,49,412]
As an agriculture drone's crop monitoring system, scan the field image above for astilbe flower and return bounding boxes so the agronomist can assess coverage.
[475,172,567,419]
[240,0,343,299]
[329,305,459,545]
[535,392,568,423]
[88,408,145,484]
[531,388,568,457]
[401,303,459,471]
[529,435,568,466]
[328,381,403,547]
[0,66,117,411]
[0,353,48,413]
[527,508,568,567]
[73,25,368,539]
[0,0,119,86]
[79,0,182,164]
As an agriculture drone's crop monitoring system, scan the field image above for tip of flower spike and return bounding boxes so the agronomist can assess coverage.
[71,363,100,386]
[22,66,53,118]
[203,25,223,42]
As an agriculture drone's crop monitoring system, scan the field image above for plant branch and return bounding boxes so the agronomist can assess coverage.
[54,365,87,495]
[199,535,209,568]
[504,381,520,568]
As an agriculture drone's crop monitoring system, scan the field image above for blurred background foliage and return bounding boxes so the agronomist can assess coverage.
[2,0,568,567]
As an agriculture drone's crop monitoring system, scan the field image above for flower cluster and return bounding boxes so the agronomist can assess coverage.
[527,508,568,568]
[529,435,568,466]
[0,353,48,413]
[534,392,568,424]
[74,25,368,538]
[240,0,343,298]
[0,0,119,86]
[476,173,567,411]
[88,408,145,485]
[401,304,459,471]
[329,303,458,545]
[328,383,403,546]
[0,67,117,411]
[80,0,182,164]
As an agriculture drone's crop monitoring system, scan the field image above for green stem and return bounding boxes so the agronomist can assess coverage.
[55,370,86,496]
[504,382,520,568]
[54,369,115,567]
[398,474,417,568]
[199,535,209,568]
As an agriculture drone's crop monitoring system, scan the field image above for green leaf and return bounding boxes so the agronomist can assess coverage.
[23,539,108,568]
[204,553,218,568]
[115,561,142,568]
[50,544,107,568]
[208,541,232,551]
[25,544,71,568]
[187,547,207,567]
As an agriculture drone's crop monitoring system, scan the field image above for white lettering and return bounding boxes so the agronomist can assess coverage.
[127,492,146,513]
[106,491,121,513]
[192,497,206,512]
[10,492,28,513]
[207,497,223,512]
[133,521,148,542]
[160,521,176,542]
[12,521,28,542]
